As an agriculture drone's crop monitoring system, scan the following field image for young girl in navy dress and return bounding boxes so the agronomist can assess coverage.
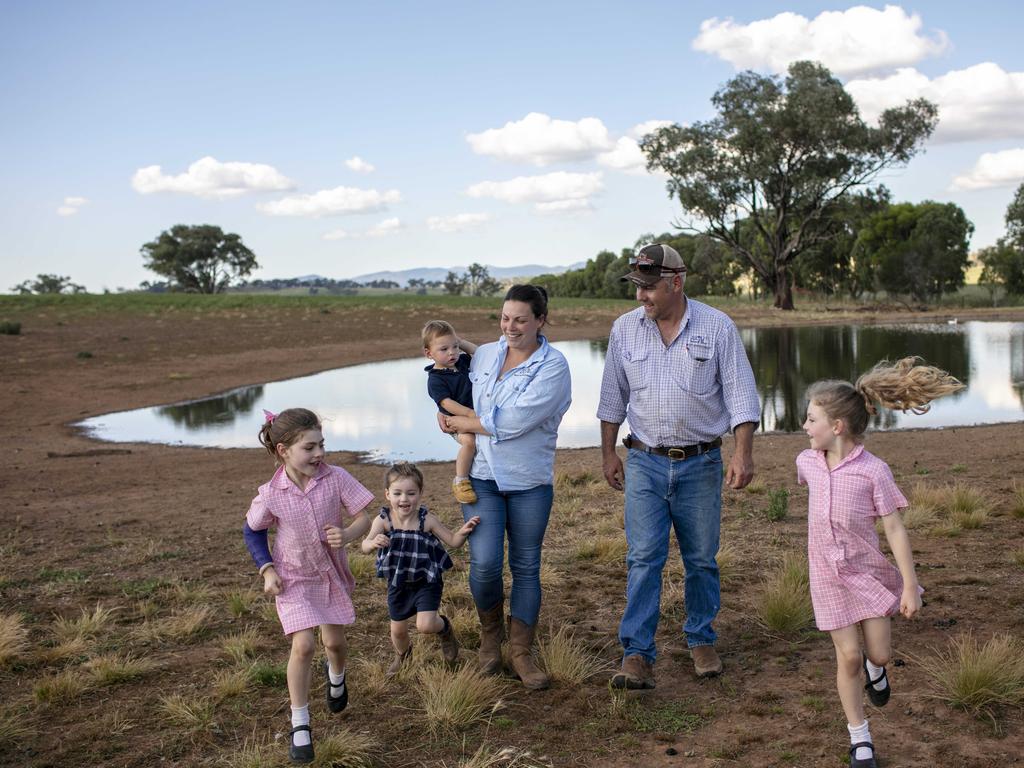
[243,408,374,764]
[796,359,963,768]
[361,462,479,675]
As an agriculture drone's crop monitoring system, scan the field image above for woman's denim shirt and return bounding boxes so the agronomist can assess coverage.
[469,334,571,491]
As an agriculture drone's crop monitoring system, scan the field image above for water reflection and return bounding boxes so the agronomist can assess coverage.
[78,322,1024,463]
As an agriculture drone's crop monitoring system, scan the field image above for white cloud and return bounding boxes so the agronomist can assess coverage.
[131,156,296,199]
[57,196,87,216]
[466,171,603,204]
[951,149,1024,191]
[534,199,593,215]
[258,186,401,217]
[426,213,491,233]
[693,5,948,77]
[322,229,349,240]
[627,120,673,140]
[847,63,1024,143]
[365,218,403,237]
[597,121,675,175]
[345,156,375,174]
[466,112,613,166]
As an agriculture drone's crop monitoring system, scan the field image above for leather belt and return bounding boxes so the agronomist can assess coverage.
[623,434,722,460]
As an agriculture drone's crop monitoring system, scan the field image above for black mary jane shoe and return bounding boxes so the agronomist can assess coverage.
[289,724,314,764]
[324,659,348,713]
[849,741,877,768]
[862,653,891,707]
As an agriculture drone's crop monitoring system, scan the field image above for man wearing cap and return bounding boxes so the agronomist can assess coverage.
[597,243,759,688]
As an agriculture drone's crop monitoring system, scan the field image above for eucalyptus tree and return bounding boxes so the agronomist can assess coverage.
[641,61,937,309]
[141,224,257,293]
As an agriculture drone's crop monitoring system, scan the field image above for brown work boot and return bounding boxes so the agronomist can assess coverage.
[437,615,459,666]
[610,654,655,689]
[476,601,505,675]
[508,617,549,690]
[691,645,723,678]
[452,478,477,504]
[385,646,411,678]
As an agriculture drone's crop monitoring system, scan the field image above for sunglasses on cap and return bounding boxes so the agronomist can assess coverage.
[627,256,687,276]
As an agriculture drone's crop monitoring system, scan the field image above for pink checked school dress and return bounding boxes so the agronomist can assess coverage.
[246,463,373,635]
[796,444,917,632]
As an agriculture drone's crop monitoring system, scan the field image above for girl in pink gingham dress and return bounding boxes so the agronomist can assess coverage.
[243,408,373,764]
[796,358,963,768]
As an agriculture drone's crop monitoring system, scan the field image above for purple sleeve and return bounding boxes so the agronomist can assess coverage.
[242,522,272,571]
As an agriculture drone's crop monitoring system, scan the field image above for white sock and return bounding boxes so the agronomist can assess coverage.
[865,658,888,691]
[454,476,468,483]
[847,720,873,761]
[328,664,346,697]
[291,704,311,746]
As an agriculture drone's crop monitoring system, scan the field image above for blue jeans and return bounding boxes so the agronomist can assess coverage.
[463,478,553,625]
[619,448,723,661]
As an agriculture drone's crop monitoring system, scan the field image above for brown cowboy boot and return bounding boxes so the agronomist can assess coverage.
[385,646,411,679]
[508,617,549,690]
[437,615,459,666]
[476,601,505,675]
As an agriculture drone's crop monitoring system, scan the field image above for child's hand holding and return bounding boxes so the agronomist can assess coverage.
[262,566,282,596]
[900,585,923,618]
[369,533,390,550]
[458,516,481,537]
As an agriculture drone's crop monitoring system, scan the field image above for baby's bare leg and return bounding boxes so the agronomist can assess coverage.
[455,432,476,479]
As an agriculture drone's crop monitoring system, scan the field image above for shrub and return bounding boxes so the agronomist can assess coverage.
[764,488,789,521]
[1011,480,1024,518]
[0,321,20,335]
[248,660,287,687]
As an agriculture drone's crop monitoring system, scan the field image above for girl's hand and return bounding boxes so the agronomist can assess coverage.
[370,533,390,550]
[324,524,345,548]
[900,586,923,618]
[458,516,481,536]
[262,566,282,596]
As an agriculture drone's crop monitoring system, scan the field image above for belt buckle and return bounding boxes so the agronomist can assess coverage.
[667,447,687,460]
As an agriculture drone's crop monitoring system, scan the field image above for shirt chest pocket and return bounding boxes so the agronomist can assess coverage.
[673,342,717,395]
[621,349,649,392]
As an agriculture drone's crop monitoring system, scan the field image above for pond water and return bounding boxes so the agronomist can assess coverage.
[78,321,1024,463]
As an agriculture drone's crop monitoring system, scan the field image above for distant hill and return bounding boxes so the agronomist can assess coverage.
[349,264,585,287]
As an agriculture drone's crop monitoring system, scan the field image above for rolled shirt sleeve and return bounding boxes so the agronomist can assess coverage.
[717,321,761,431]
[479,354,572,443]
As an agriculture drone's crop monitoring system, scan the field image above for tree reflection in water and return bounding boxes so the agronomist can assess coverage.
[157,385,264,429]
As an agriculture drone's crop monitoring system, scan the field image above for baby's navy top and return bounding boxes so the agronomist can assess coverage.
[375,506,454,587]
[426,352,473,415]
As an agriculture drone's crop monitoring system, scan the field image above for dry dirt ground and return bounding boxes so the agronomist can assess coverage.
[1,300,1022,768]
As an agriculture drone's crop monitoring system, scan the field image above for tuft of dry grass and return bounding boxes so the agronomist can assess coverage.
[536,625,610,684]
[52,603,117,644]
[538,561,564,590]
[221,625,261,664]
[347,553,377,580]
[0,613,28,666]
[212,668,251,700]
[418,664,507,734]
[917,632,1024,722]
[350,654,393,698]
[133,605,213,644]
[573,536,627,564]
[36,636,89,665]
[744,478,767,495]
[103,709,136,737]
[1011,480,1024,518]
[170,580,215,605]
[159,693,216,733]
[221,739,278,768]
[1011,548,1024,569]
[443,602,481,646]
[0,707,30,751]
[451,744,554,768]
[85,653,157,685]
[756,551,813,635]
[312,729,378,768]
[226,589,260,618]
[716,542,739,586]
[33,669,91,705]
[909,481,990,533]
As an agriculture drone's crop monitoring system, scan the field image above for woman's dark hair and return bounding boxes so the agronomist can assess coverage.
[504,284,548,320]
[257,408,321,460]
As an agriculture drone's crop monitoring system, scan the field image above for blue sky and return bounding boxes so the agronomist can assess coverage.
[2,1,1023,291]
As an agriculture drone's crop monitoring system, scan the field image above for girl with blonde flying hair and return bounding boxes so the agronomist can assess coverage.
[796,358,964,768]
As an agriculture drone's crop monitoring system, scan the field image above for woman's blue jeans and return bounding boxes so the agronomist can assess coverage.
[463,477,553,626]
[619,447,723,661]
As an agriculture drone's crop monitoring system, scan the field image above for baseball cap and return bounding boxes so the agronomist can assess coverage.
[620,243,687,288]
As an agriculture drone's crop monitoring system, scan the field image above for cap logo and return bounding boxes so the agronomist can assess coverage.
[635,253,655,266]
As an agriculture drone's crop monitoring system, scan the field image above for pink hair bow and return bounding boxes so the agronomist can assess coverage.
[262,409,278,424]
